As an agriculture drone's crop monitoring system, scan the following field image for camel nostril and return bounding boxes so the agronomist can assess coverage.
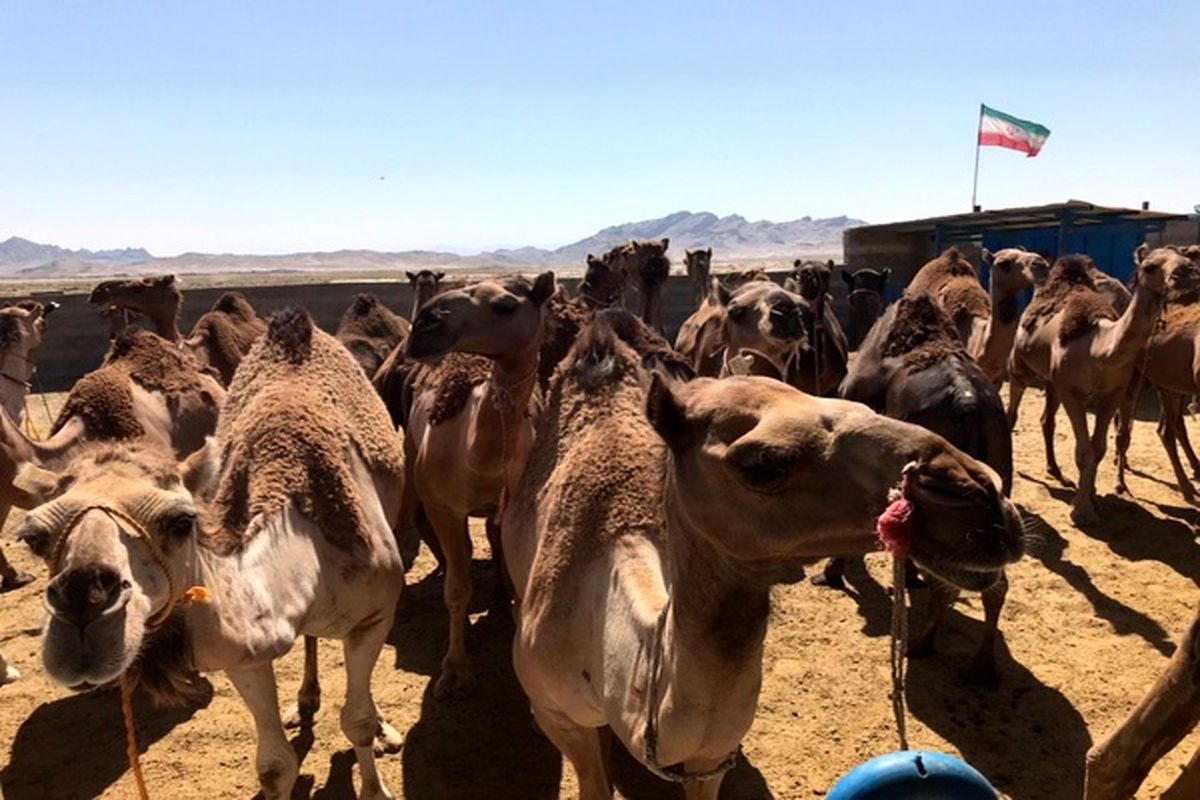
[48,564,127,628]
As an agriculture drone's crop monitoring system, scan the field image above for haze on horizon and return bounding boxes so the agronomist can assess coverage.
[3,0,1197,257]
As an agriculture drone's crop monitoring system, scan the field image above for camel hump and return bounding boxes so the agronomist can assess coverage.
[267,307,314,363]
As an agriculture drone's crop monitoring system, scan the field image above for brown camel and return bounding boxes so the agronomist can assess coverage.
[0,300,57,426]
[335,293,411,378]
[684,248,713,306]
[1084,603,1200,799]
[182,292,268,385]
[788,259,849,395]
[836,293,1014,682]
[406,270,447,320]
[90,274,183,342]
[13,309,405,798]
[674,273,775,377]
[580,239,671,330]
[1026,255,1133,312]
[842,267,890,350]
[714,281,810,386]
[402,272,556,698]
[503,313,1023,800]
[1008,248,1196,525]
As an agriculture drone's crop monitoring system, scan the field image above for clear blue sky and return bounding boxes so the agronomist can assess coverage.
[3,0,1197,255]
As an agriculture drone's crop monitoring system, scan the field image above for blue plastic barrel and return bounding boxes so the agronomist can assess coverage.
[827,750,998,799]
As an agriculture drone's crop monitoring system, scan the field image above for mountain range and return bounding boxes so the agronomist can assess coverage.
[2,211,864,278]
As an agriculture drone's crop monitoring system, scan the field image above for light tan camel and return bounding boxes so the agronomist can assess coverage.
[684,248,713,306]
[13,309,405,799]
[1008,248,1196,525]
[1026,255,1133,312]
[503,314,1024,800]
[90,275,183,342]
[403,272,556,698]
[1084,603,1200,799]
[182,292,268,385]
[0,300,57,425]
[674,273,774,377]
[335,293,410,378]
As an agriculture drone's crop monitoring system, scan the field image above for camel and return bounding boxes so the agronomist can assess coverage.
[1008,248,1197,525]
[402,272,556,698]
[13,309,406,799]
[1025,255,1132,312]
[836,293,1014,681]
[713,281,809,385]
[503,313,1024,800]
[674,274,776,378]
[787,260,849,395]
[0,300,56,425]
[90,275,183,342]
[406,270,447,320]
[1084,603,1200,799]
[580,240,671,331]
[684,248,713,306]
[182,292,268,385]
[841,267,889,350]
[335,293,411,378]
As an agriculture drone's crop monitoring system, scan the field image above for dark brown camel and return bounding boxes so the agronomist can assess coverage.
[579,239,671,331]
[335,293,411,378]
[831,292,1015,683]
[787,259,849,395]
[684,247,713,306]
[406,270,448,320]
[842,267,890,350]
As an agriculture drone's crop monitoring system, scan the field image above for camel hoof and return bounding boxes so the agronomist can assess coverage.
[433,669,476,701]
[1047,467,1074,488]
[0,572,35,593]
[1,663,19,686]
[810,572,846,591]
[282,700,320,730]
[1070,505,1101,528]
[373,719,404,756]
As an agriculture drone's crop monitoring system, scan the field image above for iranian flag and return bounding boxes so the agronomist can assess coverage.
[978,105,1050,157]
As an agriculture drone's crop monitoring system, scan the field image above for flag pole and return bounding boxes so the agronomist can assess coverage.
[971,103,984,211]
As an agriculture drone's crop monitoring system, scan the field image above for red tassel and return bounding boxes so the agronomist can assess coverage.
[877,497,914,559]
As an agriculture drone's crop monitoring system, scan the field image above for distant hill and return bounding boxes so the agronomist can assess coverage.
[3,211,863,279]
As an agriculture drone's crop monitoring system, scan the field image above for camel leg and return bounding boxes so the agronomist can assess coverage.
[1060,392,1100,526]
[340,617,396,799]
[683,768,726,800]
[1090,394,1121,501]
[283,636,321,729]
[0,649,18,685]
[227,662,298,800]
[1159,392,1197,503]
[0,544,34,593]
[485,515,513,616]
[1041,383,1069,485]
[966,572,1008,686]
[907,577,958,659]
[427,504,475,700]
[1177,410,1200,481]
[531,704,611,800]
[1114,389,1135,496]
[810,557,847,590]
[1006,373,1027,431]
[1085,608,1200,800]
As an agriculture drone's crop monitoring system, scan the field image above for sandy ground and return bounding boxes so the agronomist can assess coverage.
[1,388,1197,800]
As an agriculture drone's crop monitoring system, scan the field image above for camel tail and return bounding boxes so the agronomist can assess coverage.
[949,370,986,462]
[266,306,314,364]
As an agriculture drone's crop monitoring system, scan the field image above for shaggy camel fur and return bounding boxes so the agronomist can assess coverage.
[580,240,672,330]
[335,293,411,378]
[403,272,556,698]
[836,294,1014,682]
[684,248,713,306]
[0,300,56,425]
[90,274,183,342]
[53,330,226,459]
[842,268,890,350]
[182,292,267,385]
[504,314,1023,800]
[14,309,405,799]
[1025,256,1133,313]
[1084,603,1200,799]
[1008,248,1197,524]
[787,260,849,395]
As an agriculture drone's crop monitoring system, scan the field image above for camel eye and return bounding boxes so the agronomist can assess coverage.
[492,295,519,314]
[730,447,794,489]
[727,304,749,320]
[162,512,196,539]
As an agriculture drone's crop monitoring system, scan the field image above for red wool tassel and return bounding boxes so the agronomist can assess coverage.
[876,496,914,560]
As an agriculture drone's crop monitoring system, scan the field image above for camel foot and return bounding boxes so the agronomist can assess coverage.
[1114,481,1131,498]
[1047,466,1074,488]
[1070,502,1101,528]
[373,718,404,756]
[281,700,321,730]
[433,668,476,701]
[1,662,19,686]
[810,572,845,591]
[0,572,35,593]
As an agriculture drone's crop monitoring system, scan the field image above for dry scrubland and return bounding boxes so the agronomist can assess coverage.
[1,389,1197,799]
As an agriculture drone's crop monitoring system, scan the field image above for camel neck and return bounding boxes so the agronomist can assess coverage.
[0,349,33,421]
[1101,282,1164,365]
[149,303,182,343]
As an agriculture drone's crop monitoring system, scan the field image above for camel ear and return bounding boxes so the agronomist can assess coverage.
[530,271,556,305]
[405,271,418,282]
[715,281,733,307]
[646,373,691,451]
[826,259,835,269]
[434,272,446,281]
[181,438,220,497]
[12,462,62,509]
[981,248,993,264]
[660,238,669,249]
[783,276,799,293]
[1134,243,1148,265]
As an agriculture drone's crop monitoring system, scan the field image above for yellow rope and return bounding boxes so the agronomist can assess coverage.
[121,672,151,800]
[889,555,909,751]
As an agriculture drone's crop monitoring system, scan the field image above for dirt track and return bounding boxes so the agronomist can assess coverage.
[1,388,1197,799]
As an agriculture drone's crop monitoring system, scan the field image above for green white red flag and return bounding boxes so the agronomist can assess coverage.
[978,105,1050,157]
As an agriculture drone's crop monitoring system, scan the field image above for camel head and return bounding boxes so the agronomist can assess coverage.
[88,275,181,319]
[581,254,624,308]
[408,272,556,361]
[982,248,1041,297]
[684,248,713,290]
[646,375,1023,588]
[1134,245,1200,297]
[843,267,890,296]
[406,270,446,312]
[717,281,807,369]
[0,302,53,365]
[13,443,201,692]
[791,259,835,302]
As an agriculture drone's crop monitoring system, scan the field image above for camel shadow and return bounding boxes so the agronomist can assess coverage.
[1018,505,1175,656]
[398,609,563,799]
[608,733,775,798]
[0,681,212,799]
[812,557,931,640]
[906,621,1091,800]
[1082,495,1200,582]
